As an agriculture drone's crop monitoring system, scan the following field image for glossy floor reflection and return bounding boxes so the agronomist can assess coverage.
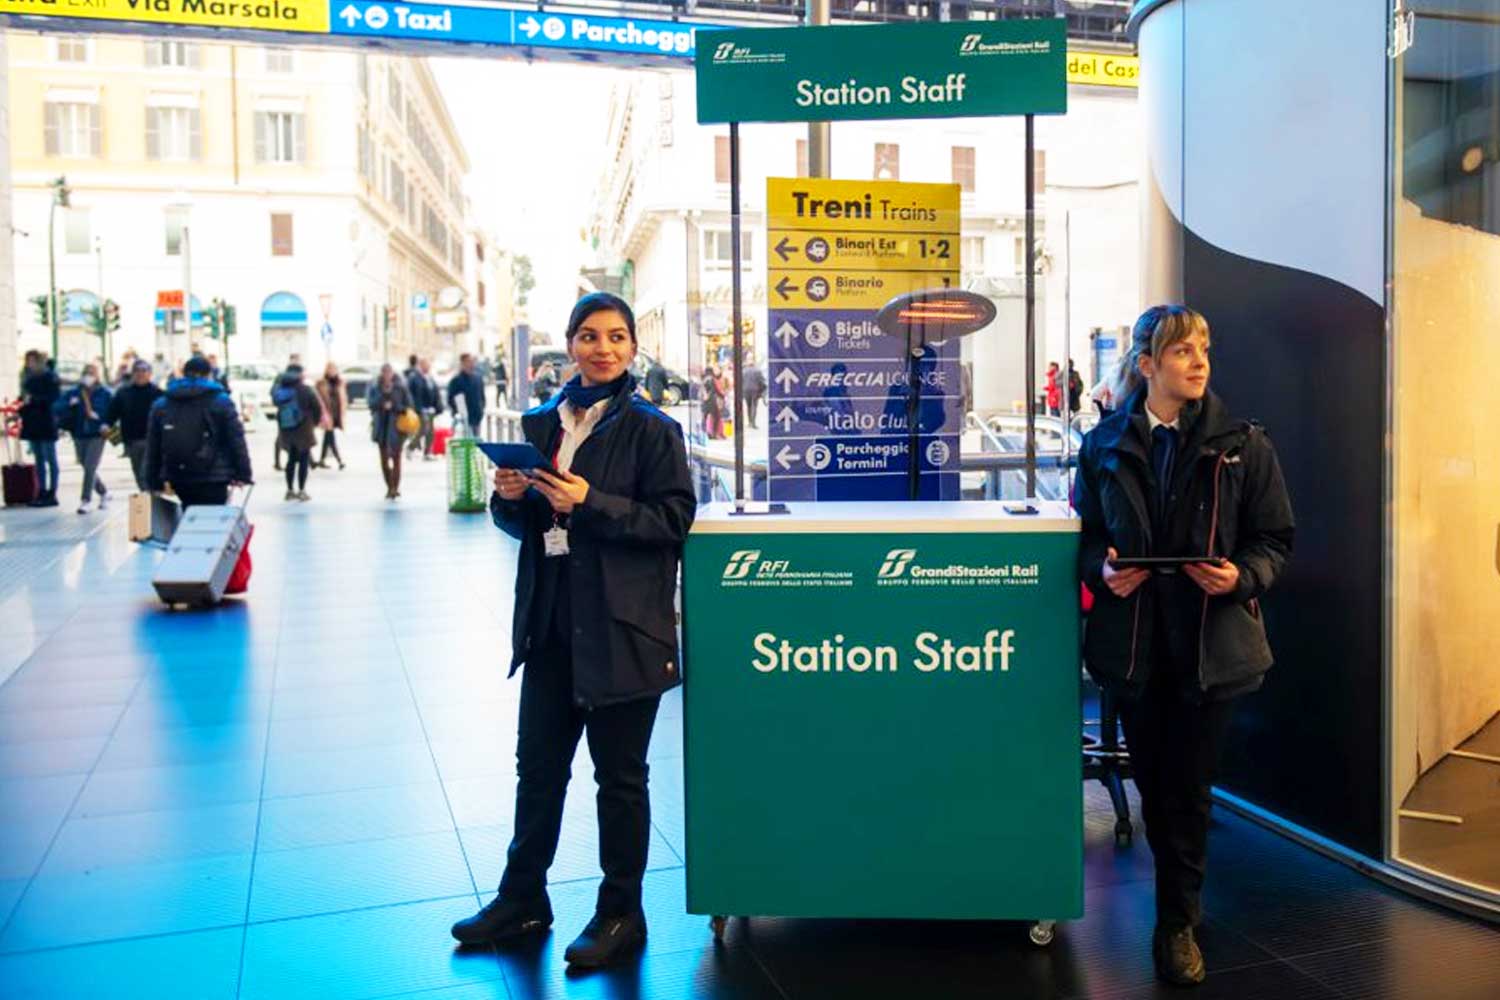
[1,424,1497,999]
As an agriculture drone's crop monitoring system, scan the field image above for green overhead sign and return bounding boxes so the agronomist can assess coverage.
[695,18,1068,124]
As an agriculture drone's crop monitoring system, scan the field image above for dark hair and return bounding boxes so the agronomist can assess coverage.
[566,292,636,344]
[184,355,212,377]
[408,354,418,368]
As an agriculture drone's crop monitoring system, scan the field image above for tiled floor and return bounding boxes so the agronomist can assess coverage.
[1,418,1497,999]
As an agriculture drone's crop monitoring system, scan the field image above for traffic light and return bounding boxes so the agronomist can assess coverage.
[51,176,71,209]
[205,298,223,341]
[103,299,120,333]
[30,294,49,325]
[82,303,105,336]
[223,304,237,338]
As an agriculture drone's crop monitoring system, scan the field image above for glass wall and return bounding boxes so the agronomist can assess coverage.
[1390,3,1500,899]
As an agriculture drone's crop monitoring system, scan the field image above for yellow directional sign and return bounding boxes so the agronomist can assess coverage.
[768,230,956,273]
[1066,50,1139,89]
[767,178,961,236]
[768,268,954,311]
[0,0,330,33]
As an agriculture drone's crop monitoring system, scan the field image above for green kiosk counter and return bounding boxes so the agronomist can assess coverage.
[682,501,1083,945]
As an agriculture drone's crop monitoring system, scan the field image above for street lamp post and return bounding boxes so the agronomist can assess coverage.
[47,176,70,360]
[95,235,111,372]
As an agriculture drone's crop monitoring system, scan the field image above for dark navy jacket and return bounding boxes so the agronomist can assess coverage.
[145,377,253,490]
[18,369,61,442]
[447,370,486,427]
[56,384,113,439]
[490,377,696,708]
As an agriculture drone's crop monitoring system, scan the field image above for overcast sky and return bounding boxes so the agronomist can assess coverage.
[429,57,623,343]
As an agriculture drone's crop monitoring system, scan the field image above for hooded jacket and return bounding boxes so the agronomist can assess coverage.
[1074,388,1294,698]
[105,381,165,444]
[145,377,253,490]
[18,368,61,442]
[272,374,322,452]
[490,375,696,709]
[56,383,113,439]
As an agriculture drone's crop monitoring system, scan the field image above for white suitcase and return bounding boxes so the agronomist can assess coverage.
[129,492,181,545]
[152,488,252,606]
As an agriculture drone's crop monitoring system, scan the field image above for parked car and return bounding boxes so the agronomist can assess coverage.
[342,364,378,408]
[226,361,282,426]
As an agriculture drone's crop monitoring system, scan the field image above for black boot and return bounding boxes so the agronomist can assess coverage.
[450,895,552,946]
[1153,925,1207,986]
[563,913,647,969]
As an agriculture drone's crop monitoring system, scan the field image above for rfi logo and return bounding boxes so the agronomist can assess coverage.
[960,34,982,54]
[714,42,737,62]
[723,549,762,580]
[878,548,918,579]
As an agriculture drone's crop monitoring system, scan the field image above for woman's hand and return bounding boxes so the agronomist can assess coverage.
[1102,547,1150,599]
[531,469,590,514]
[493,468,529,502]
[1184,559,1240,596]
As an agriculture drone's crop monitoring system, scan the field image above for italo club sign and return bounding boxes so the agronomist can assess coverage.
[696,18,1067,124]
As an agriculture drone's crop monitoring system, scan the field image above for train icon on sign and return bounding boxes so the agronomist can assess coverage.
[805,237,830,263]
[806,277,830,302]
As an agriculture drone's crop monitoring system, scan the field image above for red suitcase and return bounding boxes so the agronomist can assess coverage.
[3,427,38,507]
[433,426,453,456]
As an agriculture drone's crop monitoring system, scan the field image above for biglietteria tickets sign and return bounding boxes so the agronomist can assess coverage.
[696,18,1067,124]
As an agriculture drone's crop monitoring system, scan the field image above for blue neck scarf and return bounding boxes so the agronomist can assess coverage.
[560,373,628,410]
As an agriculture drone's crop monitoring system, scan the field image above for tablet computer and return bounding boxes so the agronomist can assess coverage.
[476,441,556,475]
[1109,556,1226,571]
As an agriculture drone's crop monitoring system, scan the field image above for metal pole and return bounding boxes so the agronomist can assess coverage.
[1024,115,1037,498]
[96,238,110,373]
[176,224,191,373]
[906,332,921,501]
[1062,210,1071,497]
[47,199,59,360]
[807,0,830,177]
[729,121,746,506]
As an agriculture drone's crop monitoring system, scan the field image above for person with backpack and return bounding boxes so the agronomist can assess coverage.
[368,363,414,500]
[105,359,165,492]
[1073,305,1294,987]
[57,363,113,514]
[145,354,253,508]
[18,350,62,507]
[272,365,323,502]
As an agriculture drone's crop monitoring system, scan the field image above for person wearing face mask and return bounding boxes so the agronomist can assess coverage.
[105,359,166,492]
[18,350,62,507]
[57,364,114,513]
[1074,305,1294,987]
[450,292,695,970]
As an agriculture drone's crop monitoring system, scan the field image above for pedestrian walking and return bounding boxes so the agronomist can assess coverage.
[314,362,348,470]
[368,363,413,500]
[494,356,510,408]
[451,291,695,969]
[642,357,669,406]
[105,359,165,491]
[533,361,560,405]
[1068,361,1085,415]
[447,353,487,433]
[146,354,253,508]
[17,350,62,507]
[58,363,113,513]
[1074,304,1294,987]
[1045,360,1062,416]
[741,360,767,429]
[701,365,726,439]
[405,357,440,459]
[272,365,322,502]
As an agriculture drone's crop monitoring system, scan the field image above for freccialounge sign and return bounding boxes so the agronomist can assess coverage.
[696,18,1067,124]
[0,0,330,32]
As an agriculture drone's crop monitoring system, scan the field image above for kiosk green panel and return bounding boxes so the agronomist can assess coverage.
[682,501,1083,922]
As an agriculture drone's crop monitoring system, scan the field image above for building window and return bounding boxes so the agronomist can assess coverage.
[874,143,900,181]
[406,104,445,180]
[270,213,294,257]
[475,240,484,263]
[146,107,201,161]
[952,146,976,193]
[714,135,731,184]
[254,111,305,164]
[146,41,199,69]
[44,102,101,158]
[796,139,809,178]
[388,70,404,114]
[357,54,369,96]
[1033,149,1047,192]
[389,162,408,216]
[264,48,294,73]
[357,125,375,183]
[54,38,89,63]
[703,229,753,267]
[65,209,91,255]
[477,281,487,307]
[961,236,985,274]
[165,208,188,257]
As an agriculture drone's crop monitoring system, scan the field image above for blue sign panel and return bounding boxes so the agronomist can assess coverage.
[331,2,706,60]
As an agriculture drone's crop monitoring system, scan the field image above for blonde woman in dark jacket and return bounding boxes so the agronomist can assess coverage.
[1074,305,1294,987]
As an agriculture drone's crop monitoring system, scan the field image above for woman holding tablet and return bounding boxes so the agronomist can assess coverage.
[452,292,695,969]
[1073,305,1294,987]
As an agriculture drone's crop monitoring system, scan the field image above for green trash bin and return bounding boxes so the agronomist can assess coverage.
[446,435,487,513]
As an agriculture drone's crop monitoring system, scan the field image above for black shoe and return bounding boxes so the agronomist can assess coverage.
[1153,925,1207,986]
[563,913,647,969]
[450,895,552,946]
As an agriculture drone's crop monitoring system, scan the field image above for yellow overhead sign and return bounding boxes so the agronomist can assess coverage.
[1066,50,1139,89]
[0,0,329,34]
[767,178,961,237]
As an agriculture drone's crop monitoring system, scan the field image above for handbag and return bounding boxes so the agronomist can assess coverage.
[396,407,421,437]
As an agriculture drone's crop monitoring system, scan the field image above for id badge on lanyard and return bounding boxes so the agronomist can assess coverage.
[543,521,570,557]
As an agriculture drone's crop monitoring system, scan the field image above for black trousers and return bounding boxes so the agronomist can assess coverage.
[1119,664,1237,932]
[499,642,661,917]
[284,447,311,491]
[173,482,229,509]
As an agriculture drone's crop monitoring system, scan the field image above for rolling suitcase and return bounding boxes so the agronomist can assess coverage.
[129,492,181,545]
[152,486,252,607]
[2,429,38,507]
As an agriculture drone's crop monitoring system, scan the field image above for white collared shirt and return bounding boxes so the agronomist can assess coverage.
[1145,402,1180,434]
[555,397,610,473]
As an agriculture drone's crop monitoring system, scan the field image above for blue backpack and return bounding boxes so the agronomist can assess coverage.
[273,386,303,431]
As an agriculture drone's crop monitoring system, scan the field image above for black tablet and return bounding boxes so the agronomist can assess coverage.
[476,441,556,475]
[1109,556,1226,571]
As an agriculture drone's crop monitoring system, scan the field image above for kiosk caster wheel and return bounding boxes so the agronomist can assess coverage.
[1029,921,1055,947]
[710,916,729,942]
[1115,818,1133,846]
